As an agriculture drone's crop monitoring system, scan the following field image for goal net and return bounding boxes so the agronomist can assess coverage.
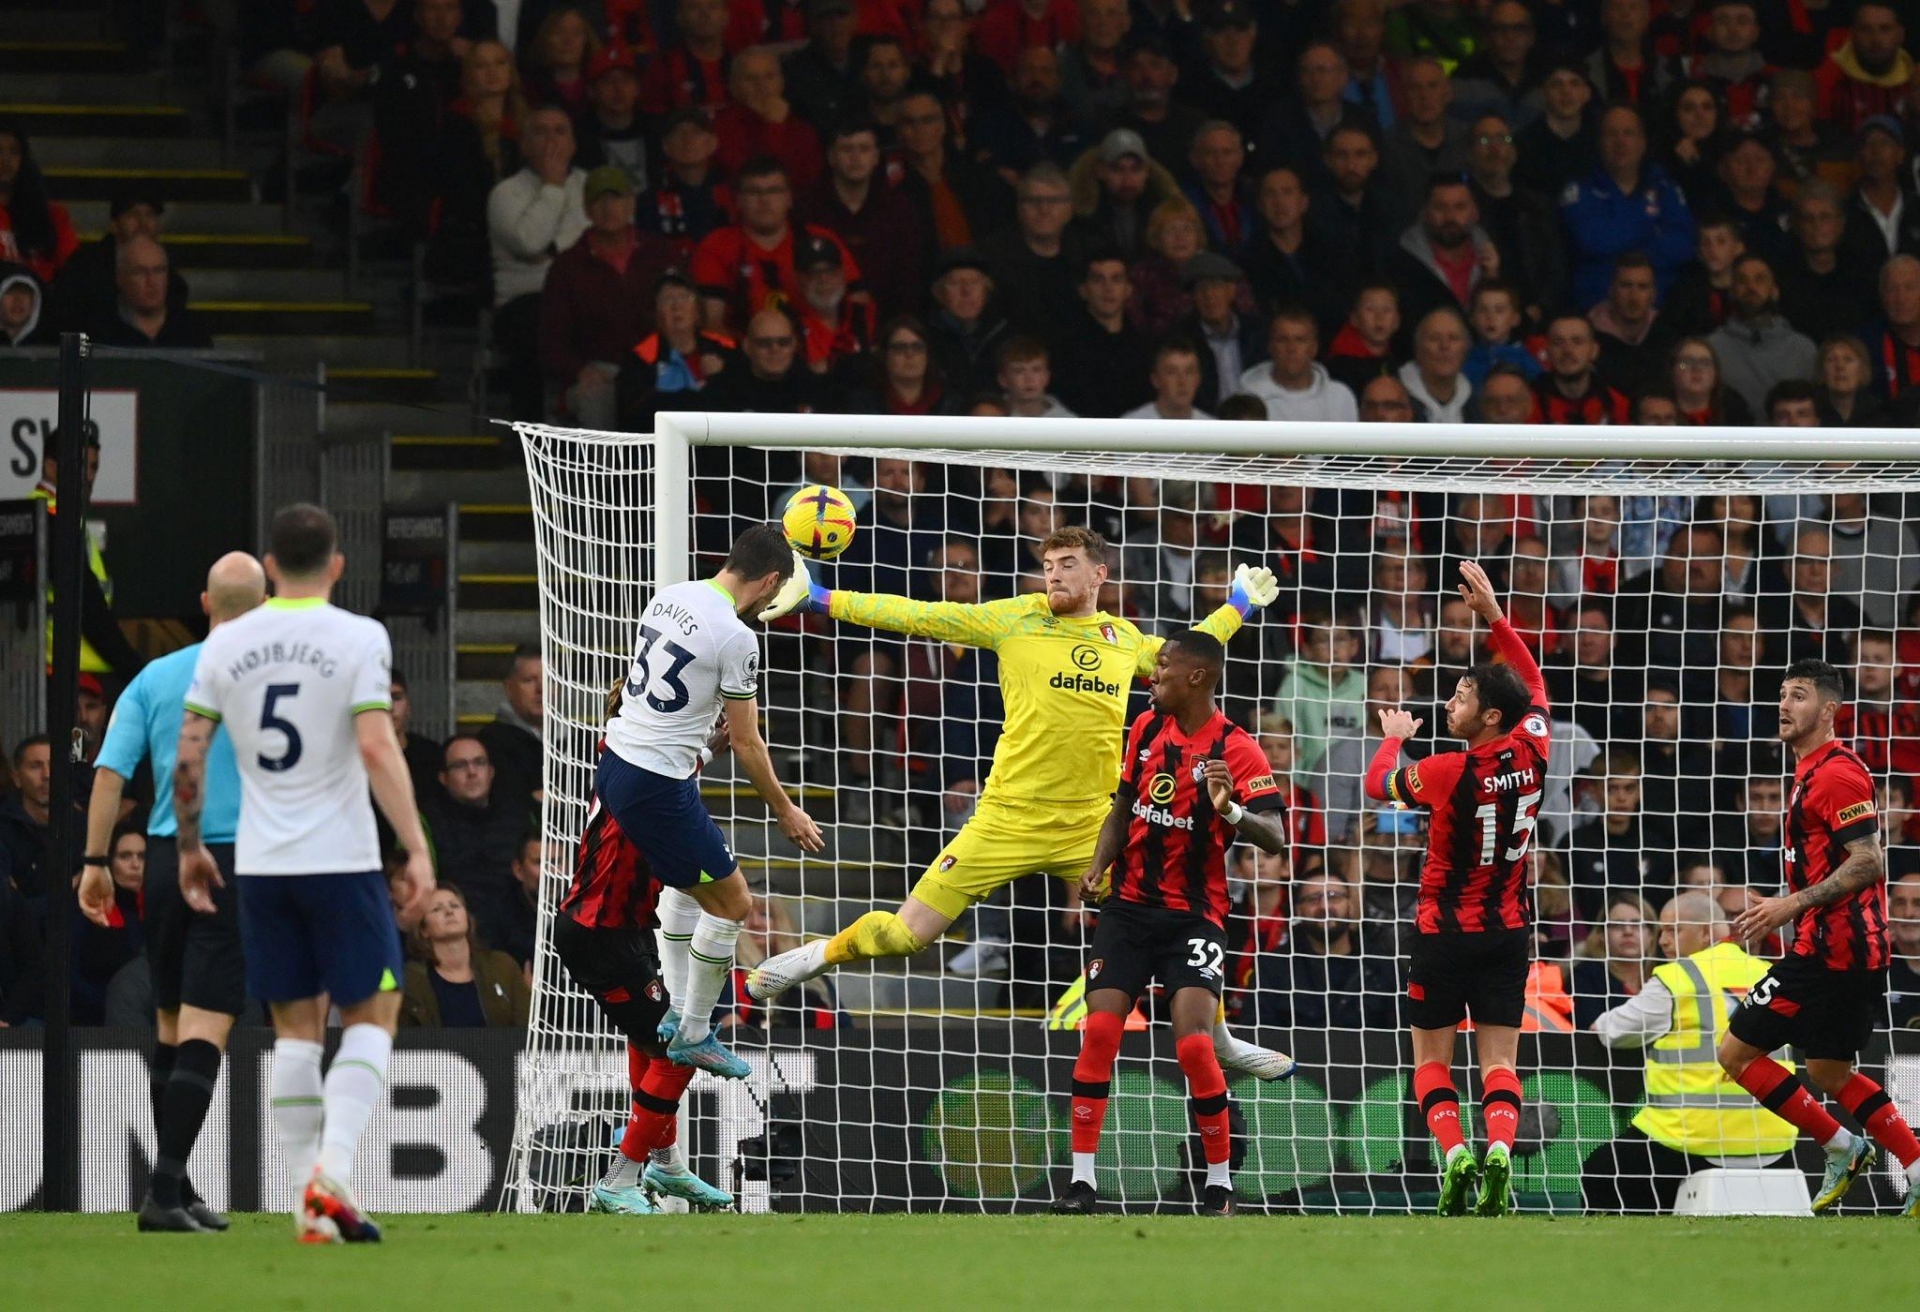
[505,413,1920,1216]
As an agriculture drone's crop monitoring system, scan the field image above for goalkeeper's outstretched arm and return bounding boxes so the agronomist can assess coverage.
[1137,562,1278,673]
[758,550,1036,647]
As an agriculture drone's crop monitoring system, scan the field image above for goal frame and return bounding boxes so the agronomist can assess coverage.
[649,410,1920,592]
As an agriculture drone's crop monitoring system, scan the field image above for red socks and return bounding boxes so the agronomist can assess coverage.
[1414,1062,1466,1156]
[1837,1072,1920,1168]
[621,1049,697,1163]
[1482,1066,1523,1152]
[1070,1011,1125,1154]
[1175,1032,1231,1166]
[1736,1058,1844,1145]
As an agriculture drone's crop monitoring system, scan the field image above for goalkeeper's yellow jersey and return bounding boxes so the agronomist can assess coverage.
[827,591,1245,806]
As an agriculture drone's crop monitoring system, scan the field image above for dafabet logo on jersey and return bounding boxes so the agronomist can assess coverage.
[1837,800,1876,825]
[1148,773,1178,804]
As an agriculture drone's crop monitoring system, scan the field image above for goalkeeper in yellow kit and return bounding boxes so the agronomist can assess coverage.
[747,525,1295,1079]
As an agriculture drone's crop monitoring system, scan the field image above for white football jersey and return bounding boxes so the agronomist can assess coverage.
[604,578,759,778]
[184,597,393,875]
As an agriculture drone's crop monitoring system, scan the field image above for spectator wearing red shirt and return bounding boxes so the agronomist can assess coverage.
[1812,2,1911,135]
[1533,313,1630,423]
[974,0,1082,76]
[539,167,684,427]
[800,119,930,316]
[713,47,824,194]
[691,156,860,332]
[640,0,733,117]
[1385,174,1494,334]
[0,125,78,285]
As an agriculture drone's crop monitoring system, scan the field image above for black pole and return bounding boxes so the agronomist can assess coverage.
[41,331,88,1212]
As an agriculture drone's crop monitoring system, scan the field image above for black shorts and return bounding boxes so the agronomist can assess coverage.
[143,837,246,1016]
[1405,928,1530,1030]
[1726,954,1888,1061]
[553,914,670,1052]
[1084,899,1226,1002]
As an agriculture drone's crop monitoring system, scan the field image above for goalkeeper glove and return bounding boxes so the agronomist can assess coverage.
[756,550,833,621]
[1227,562,1279,619]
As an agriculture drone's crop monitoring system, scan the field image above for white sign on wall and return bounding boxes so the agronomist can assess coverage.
[0,388,139,505]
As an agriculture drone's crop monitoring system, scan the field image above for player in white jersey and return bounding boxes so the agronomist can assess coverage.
[176,504,435,1244]
[599,523,823,1079]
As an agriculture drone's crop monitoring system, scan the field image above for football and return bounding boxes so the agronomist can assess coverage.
[782,483,858,560]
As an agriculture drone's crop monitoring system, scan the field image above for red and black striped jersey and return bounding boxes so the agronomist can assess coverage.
[560,793,660,932]
[1113,709,1285,928]
[1373,618,1551,934]
[1835,701,1920,780]
[1533,378,1632,425]
[1786,739,1888,972]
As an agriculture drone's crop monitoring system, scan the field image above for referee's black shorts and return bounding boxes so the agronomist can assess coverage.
[143,836,246,1016]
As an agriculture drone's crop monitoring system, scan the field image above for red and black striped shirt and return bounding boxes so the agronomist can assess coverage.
[1786,739,1888,972]
[1114,710,1284,929]
[560,795,660,932]
[1533,378,1632,425]
[1371,618,1551,934]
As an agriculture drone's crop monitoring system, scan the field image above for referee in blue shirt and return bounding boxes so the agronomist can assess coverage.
[80,552,266,1234]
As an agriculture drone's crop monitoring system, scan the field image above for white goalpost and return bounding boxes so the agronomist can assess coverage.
[504,413,1920,1216]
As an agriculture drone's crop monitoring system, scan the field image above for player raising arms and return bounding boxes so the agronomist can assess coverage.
[748,526,1294,1080]
[1051,632,1289,1217]
[1364,561,1548,1217]
[600,524,824,1081]
[1719,659,1920,1217]
[177,505,435,1242]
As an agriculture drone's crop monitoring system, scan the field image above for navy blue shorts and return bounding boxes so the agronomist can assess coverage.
[596,748,737,888]
[237,870,404,1006]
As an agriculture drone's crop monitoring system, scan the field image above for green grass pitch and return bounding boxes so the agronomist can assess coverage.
[3,1213,1914,1312]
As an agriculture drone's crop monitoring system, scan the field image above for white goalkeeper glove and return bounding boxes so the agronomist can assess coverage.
[1228,562,1279,618]
[756,549,825,621]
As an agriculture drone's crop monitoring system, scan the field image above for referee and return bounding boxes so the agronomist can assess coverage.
[78,552,266,1233]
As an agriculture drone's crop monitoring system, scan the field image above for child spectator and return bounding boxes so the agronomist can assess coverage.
[1463,278,1540,386]
[995,334,1075,417]
[1325,282,1402,393]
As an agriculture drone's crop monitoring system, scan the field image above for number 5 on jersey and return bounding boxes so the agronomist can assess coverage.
[259,683,303,771]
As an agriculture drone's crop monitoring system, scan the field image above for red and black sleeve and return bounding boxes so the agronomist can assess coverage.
[1487,616,1547,713]
[1817,758,1882,847]
[1226,731,1287,814]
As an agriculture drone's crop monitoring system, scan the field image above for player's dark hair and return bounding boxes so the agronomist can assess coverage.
[269,502,338,577]
[1784,657,1845,702]
[12,733,48,767]
[1464,661,1530,731]
[1164,629,1225,674]
[725,523,796,582]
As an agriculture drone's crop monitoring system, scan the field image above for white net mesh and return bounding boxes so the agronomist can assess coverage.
[506,418,1920,1216]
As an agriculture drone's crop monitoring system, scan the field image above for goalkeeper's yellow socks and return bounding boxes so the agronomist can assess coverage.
[825,911,928,964]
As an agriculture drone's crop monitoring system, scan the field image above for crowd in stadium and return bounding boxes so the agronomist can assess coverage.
[7,0,1920,1047]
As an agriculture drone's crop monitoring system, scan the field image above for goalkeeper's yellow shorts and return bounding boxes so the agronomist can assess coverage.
[909,795,1111,922]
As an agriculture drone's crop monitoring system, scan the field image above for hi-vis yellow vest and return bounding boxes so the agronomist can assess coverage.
[1634,941,1798,1157]
[28,486,114,673]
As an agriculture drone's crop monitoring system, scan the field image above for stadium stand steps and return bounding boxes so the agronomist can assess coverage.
[0,102,189,137]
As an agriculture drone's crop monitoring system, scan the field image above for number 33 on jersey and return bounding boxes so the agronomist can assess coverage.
[183,596,395,874]
[604,579,760,778]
